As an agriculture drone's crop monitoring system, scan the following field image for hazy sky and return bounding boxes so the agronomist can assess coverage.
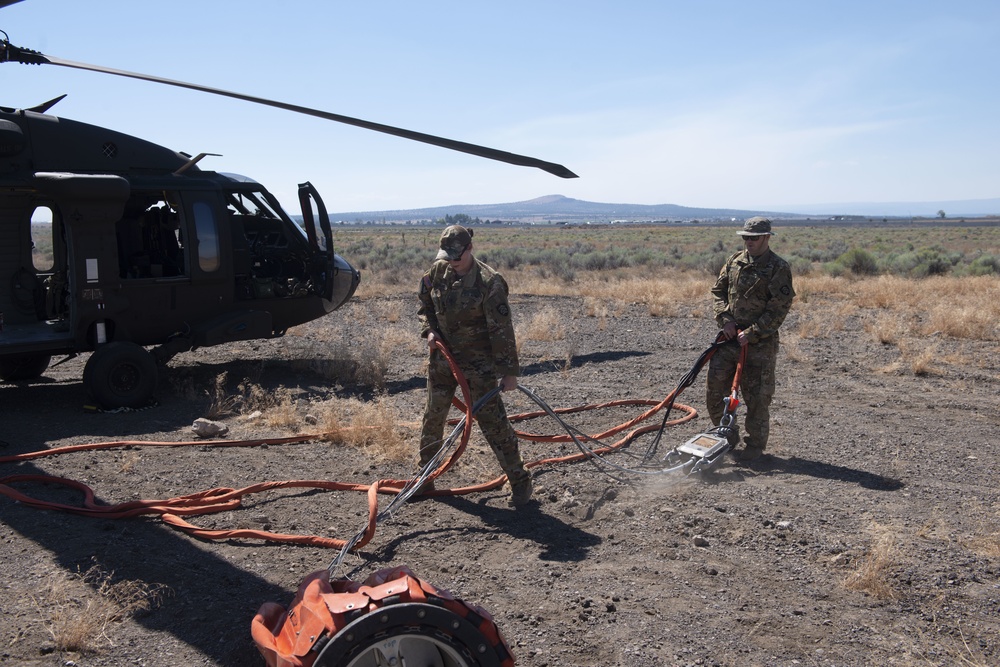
[4,1,999,212]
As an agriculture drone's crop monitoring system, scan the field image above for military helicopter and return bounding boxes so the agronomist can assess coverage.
[0,8,576,409]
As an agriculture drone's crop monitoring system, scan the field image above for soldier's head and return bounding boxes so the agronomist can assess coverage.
[437,225,475,271]
[738,216,773,257]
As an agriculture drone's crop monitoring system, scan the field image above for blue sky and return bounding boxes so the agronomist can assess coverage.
[4,1,999,213]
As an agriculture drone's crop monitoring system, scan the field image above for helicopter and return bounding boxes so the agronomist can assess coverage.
[0,13,576,410]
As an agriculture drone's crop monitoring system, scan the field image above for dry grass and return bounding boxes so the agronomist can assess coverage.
[780,332,809,363]
[261,388,300,429]
[865,311,907,345]
[205,371,241,419]
[296,321,414,390]
[901,340,941,376]
[844,527,899,599]
[318,394,410,463]
[30,563,169,653]
[205,372,288,420]
[518,307,567,343]
[962,507,1000,558]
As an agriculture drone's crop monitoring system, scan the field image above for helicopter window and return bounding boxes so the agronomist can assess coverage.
[193,201,220,272]
[30,206,55,273]
[226,191,280,219]
[117,197,186,279]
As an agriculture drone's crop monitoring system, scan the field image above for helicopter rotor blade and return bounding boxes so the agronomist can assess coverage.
[2,42,578,179]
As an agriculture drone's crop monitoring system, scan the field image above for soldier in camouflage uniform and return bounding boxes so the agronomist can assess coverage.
[707,216,795,462]
[417,225,532,505]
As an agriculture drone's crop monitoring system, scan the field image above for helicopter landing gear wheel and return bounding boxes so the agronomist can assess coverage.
[0,353,51,381]
[316,602,503,667]
[83,342,158,409]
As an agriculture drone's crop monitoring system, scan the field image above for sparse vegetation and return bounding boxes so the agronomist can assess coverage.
[318,394,409,462]
[340,223,1000,300]
[844,528,899,599]
[7,221,998,666]
[30,563,169,654]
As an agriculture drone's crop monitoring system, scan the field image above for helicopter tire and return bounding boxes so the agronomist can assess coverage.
[83,342,158,409]
[314,602,505,667]
[0,353,52,382]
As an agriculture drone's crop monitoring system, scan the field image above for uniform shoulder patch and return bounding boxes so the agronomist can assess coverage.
[781,285,791,296]
[496,303,510,318]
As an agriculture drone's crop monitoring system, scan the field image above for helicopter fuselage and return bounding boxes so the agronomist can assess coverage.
[0,107,360,406]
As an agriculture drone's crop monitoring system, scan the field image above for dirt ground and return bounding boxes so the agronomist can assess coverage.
[2,288,999,667]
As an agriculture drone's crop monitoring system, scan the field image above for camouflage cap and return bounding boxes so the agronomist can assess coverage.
[437,225,473,260]
[738,216,775,236]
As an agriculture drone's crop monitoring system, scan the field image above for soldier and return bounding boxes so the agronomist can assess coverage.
[417,225,533,506]
[707,216,795,462]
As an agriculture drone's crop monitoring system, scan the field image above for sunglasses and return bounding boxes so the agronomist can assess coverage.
[743,235,765,242]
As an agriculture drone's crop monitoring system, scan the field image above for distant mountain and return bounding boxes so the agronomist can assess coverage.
[327,194,1000,223]
[328,195,786,224]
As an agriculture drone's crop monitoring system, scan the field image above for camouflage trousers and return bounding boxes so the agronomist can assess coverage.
[706,335,779,451]
[419,352,529,486]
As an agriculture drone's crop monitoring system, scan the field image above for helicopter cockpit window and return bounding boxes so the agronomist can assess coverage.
[226,189,307,259]
[193,201,220,273]
[30,205,55,273]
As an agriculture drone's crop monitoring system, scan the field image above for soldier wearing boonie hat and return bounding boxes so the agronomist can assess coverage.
[416,225,533,506]
[737,216,775,237]
[706,216,795,463]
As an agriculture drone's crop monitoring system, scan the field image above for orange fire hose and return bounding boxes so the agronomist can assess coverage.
[1,339,708,553]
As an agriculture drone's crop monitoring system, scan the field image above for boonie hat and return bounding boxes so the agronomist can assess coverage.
[437,225,473,260]
[738,216,775,236]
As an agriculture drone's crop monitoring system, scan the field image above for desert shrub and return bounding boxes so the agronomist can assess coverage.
[789,256,813,276]
[485,247,525,270]
[883,247,958,278]
[800,239,850,263]
[700,250,731,276]
[631,247,670,267]
[532,250,576,283]
[963,253,1000,276]
[837,247,879,275]
[578,249,631,271]
[821,261,848,278]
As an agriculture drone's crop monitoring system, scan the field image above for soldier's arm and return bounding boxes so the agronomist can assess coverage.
[744,263,795,343]
[417,272,439,339]
[711,259,735,328]
[483,275,520,376]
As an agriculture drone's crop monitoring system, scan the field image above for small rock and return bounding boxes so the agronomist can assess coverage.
[192,417,229,438]
[693,535,710,547]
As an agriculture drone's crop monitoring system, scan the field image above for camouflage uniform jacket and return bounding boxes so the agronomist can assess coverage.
[712,248,795,345]
[418,258,520,376]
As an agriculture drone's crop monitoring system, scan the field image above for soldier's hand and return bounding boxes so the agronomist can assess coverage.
[737,330,750,347]
[499,375,518,392]
[427,330,439,348]
[722,321,738,340]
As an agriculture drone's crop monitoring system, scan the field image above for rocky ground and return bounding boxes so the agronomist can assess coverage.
[2,289,999,667]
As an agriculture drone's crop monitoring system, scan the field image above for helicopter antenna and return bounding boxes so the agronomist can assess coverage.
[25,94,66,113]
[174,153,222,176]
[0,38,578,179]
